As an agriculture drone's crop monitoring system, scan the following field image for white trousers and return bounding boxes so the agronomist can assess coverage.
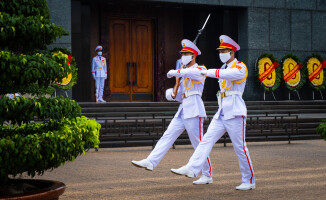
[186,115,255,183]
[147,114,212,177]
[95,77,105,101]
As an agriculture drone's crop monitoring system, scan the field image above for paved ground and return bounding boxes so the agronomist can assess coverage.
[34,140,326,200]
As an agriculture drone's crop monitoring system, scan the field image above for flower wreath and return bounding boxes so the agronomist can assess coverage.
[304,54,326,91]
[255,53,281,92]
[281,53,306,91]
[50,48,78,90]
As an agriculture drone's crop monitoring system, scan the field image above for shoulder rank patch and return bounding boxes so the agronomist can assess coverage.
[235,65,242,70]
[197,65,207,70]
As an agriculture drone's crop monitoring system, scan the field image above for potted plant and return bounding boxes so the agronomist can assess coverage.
[0,0,100,199]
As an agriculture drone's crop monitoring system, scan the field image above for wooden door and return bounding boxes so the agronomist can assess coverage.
[109,18,154,101]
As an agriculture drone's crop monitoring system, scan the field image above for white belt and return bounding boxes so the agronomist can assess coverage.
[182,91,202,99]
[217,90,243,106]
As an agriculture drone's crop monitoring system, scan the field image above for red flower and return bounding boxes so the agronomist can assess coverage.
[67,54,72,65]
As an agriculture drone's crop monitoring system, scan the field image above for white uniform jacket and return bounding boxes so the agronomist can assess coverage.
[168,63,207,119]
[91,56,107,77]
[206,58,248,120]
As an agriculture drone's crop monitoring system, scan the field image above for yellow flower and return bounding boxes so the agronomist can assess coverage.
[283,58,301,87]
[307,57,323,86]
[258,57,276,87]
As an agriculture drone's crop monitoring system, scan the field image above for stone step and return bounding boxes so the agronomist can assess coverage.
[78,100,326,108]
[81,104,326,113]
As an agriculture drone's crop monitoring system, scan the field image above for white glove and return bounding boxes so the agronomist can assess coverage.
[200,70,208,76]
[165,88,175,101]
[167,70,175,78]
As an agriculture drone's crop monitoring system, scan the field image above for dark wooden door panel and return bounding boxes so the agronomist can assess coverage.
[109,19,131,94]
[131,20,154,95]
[109,18,154,102]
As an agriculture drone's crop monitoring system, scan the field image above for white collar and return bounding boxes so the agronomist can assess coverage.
[186,63,198,69]
[226,58,237,68]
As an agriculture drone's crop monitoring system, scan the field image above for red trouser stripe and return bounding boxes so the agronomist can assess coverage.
[207,157,212,176]
[199,117,202,141]
[242,116,253,184]
[199,117,212,176]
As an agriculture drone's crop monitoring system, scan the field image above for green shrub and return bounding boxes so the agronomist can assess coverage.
[316,120,326,141]
[0,117,100,181]
[0,12,68,52]
[0,0,100,184]
[0,50,71,94]
[0,96,81,125]
[0,0,50,18]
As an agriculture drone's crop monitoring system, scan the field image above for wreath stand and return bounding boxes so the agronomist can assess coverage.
[312,90,324,100]
[263,90,276,101]
[53,90,69,98]
[288,91,301,100]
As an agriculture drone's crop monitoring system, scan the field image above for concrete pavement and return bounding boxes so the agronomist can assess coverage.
[33,140,326,200]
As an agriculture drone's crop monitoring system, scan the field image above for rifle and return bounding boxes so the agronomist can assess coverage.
[172,14,211,98]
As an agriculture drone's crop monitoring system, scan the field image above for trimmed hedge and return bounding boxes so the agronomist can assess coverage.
[317,120,326,141]
[0,117,100,182]
[0,0,101,185]
[0,0,50,18]
[0,50,71,95]
[0,12,68,52]
[0,96,81,125]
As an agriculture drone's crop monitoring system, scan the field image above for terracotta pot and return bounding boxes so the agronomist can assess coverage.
[0,179,65,200]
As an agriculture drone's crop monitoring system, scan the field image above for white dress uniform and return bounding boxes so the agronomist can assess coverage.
[146,39,213,178]
[182,35,255,185]
[91,45,107,102]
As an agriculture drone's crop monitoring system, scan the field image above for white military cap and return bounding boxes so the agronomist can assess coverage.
[180,39,201,56]
[216,35,240,52]
[95,45,103,52]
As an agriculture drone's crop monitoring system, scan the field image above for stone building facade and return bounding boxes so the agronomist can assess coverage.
[47,0,326,101]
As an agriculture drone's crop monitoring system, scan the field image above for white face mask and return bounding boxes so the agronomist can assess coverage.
[181,55,193,66]
[219,52,231,63]
[97,52,102,56]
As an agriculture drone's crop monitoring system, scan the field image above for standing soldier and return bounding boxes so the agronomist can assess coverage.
[91,45,107,102]
[171,35,255,190]
[131,39,213,185]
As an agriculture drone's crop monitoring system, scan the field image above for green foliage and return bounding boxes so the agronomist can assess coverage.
[316,120,326,141]
[0,0,101,185]
[255,53,282,92]
[281,53,307,91]
[304,54,326,91]
[0,117,100,183]
[51,48,78,90]
[12,83,56,96]
[0,96,81,126]
[0,0,50,19]
[0,50,71,95]
[0,12,68,52]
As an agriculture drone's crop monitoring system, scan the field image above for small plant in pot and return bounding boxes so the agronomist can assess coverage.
[0,0,100,199]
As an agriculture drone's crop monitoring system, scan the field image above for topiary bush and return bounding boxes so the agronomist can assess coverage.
[316,120,326,141]
[0,0,100,185]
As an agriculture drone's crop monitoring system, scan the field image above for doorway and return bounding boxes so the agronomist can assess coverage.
[109,18,154,101]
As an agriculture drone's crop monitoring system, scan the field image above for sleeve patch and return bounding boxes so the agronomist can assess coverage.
[197,65,207,70]
[235,65,242,70]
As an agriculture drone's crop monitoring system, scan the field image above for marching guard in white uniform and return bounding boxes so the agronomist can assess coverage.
[171,35,255,190]
[131,39,213,185]
[91,45,107,102]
